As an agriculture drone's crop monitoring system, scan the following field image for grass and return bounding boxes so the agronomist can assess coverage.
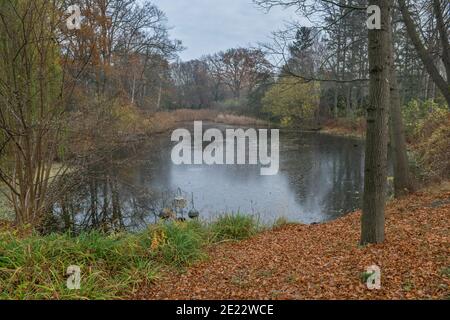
[0,214,261,300]
[441,267,450,277]
[209,213,261,242]
[154,220,207,268]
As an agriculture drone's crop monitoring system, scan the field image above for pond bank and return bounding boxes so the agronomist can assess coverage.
[1,182,448,299]
[144,109,268,135]
[135,181,450,300]
[319,118,366,139]
[0,214,261,299]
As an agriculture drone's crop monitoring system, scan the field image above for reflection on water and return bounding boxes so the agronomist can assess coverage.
[50,123,366,232]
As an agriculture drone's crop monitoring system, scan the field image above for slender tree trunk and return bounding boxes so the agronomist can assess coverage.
[334,86,339,118]
[388,17,416,197]
[89,179,98,226]
[157,82,162,110]
[346,85,353,117]
[131,73,136,104]
[361,0,391,245]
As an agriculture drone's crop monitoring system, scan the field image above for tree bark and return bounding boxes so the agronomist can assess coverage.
[398,0,450,107]
[361,0,391,245]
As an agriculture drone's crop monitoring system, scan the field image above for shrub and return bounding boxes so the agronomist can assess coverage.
[262,77,320,127]
[401,99,449,183]
[402,99,448,141]
[413,115,450,182]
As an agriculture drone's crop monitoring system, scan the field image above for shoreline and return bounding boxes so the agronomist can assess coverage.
[1,181,448,299]
[136,180,450,300]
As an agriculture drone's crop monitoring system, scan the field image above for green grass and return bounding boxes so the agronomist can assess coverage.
[209,213,261,242]
[441,267,450,277]
[154,220,207,268]
[0,214,261,300]
[0,230,157,299]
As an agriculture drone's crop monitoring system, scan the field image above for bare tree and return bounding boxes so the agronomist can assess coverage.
[398,0,450,107]
[171,59,215,109]
[0,0,69,225]
[207,48,272,100]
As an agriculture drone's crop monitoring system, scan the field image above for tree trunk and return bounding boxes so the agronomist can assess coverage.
[388,16,416,197]
[156,82,163,110]
[334,86,339,118]
[361,0,391,245]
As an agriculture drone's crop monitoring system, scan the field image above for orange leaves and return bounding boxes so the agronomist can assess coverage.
[150,229,167,252]
[135,188,450,300]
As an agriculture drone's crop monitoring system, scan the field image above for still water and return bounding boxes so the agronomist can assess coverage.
[53,123,365,231]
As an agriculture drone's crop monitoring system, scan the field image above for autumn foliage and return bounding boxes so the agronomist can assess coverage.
[138,184,450,300]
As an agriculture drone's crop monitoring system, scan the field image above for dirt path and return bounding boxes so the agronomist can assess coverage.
[136,186,450,300]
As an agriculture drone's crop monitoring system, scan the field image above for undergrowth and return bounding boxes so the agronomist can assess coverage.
[0,214,261,300]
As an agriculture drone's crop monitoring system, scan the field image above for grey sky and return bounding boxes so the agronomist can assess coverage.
[152,0,299,61]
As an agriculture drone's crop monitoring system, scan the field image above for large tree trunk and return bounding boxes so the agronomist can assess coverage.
[398,0,450,107]
[361,0,391,245]
[389,16,416,197]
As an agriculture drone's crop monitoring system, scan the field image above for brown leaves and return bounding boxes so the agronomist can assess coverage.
[135,188,450,300]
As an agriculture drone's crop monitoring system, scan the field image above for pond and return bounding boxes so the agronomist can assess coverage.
[50,123,366,232]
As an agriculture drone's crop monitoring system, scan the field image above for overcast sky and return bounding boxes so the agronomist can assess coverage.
[151,0,300,61]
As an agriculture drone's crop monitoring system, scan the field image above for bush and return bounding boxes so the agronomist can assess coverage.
[413,115,450,182]
[401,99,450,182]
[402,99,448,141]
[262,77,320,127]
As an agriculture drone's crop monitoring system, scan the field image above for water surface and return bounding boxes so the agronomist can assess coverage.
[54,123,366,231]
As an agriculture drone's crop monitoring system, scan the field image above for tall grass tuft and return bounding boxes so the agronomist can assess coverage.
[151,220,207,268]
[210,213,260,242]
